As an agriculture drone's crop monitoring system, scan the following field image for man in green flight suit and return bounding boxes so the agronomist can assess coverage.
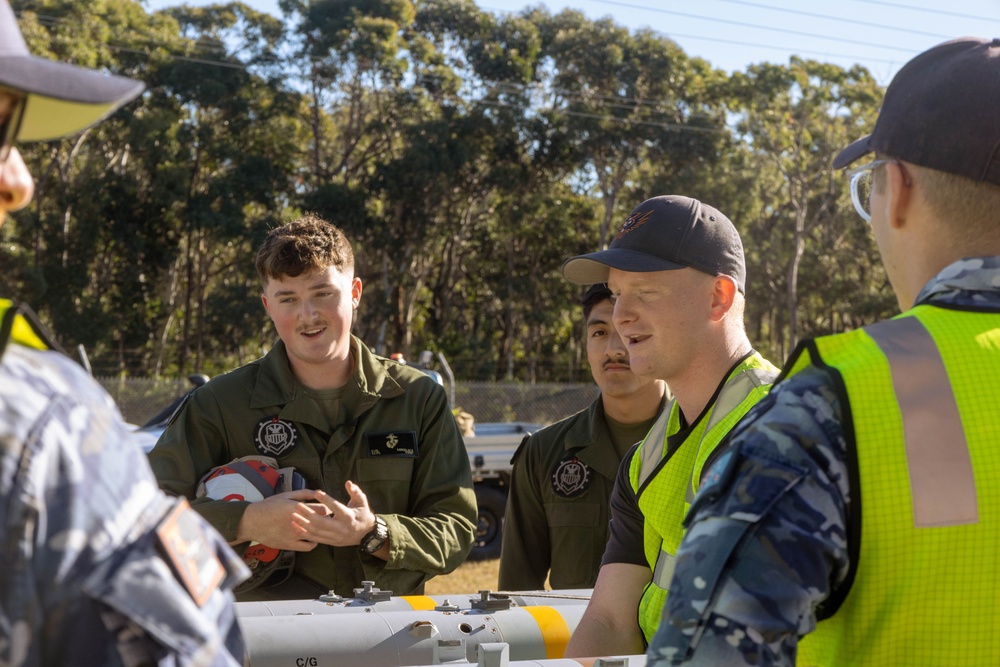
[150,215,477,601]
[499,283,668,591]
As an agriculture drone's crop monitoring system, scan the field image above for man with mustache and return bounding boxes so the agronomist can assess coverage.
[499,283,668,591]
[150,216,477,600]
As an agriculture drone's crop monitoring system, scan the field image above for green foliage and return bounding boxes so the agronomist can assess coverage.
[1,0,894,380]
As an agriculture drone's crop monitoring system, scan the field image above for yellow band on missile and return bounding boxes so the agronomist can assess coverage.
[524,606,572,658]
[400,596,438,610]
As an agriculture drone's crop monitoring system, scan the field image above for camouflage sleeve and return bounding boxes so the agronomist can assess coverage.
[1,348,248,667]
[646,366,852,666]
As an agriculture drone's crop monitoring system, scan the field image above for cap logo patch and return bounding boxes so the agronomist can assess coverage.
[551,456,591,498]
[615,209,654,240]
[253,416,299,457]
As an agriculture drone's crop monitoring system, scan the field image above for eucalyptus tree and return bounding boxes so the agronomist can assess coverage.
[533,8,729,248]
[727,58,892,360]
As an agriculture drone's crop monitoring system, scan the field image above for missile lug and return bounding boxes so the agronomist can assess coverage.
[470,590,513,612]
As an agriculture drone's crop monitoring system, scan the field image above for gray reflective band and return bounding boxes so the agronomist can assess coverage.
[651,547,676,589]
[866,317,978,527]
[637,402,673,488]
[684,367,775,503]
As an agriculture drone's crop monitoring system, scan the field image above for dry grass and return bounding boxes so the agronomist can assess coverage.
[425,558,500,595]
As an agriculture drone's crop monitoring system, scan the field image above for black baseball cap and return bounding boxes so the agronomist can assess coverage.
[0,0,145,143]
[834,37,1000,185]
[561,195,746,293]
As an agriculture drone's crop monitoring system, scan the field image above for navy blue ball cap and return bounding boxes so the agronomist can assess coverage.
[834,37,1000,186]
[561,195,746,293]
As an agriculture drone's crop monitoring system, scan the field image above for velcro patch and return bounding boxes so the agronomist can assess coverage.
[365,431,418,457]
[253,416,299,457]
[551,456,591,498]
[155,498,225,607]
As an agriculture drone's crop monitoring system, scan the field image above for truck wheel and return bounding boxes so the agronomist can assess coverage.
[470,485,506,561]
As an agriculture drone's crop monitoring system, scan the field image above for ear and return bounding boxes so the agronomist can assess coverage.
[261,292,272,316]
[351,276,363,309]
[886,161,913,230]
[709,275,737,322]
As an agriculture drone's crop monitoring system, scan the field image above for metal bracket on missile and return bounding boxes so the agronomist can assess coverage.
[476,642,509,667]
[352,580,393,602]
[318,590,344,603]
[594,660,628,667]
[470,590,514,612]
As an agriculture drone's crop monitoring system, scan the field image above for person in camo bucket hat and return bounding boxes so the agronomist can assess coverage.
[0,2,248,665]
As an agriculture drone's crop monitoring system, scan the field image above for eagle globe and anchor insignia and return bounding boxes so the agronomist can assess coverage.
[253,416,299,457]
[551,456,591,498]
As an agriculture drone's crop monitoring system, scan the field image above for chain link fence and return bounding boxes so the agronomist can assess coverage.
[98,376,600,429]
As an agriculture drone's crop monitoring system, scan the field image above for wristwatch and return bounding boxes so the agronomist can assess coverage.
[360,515,389,555]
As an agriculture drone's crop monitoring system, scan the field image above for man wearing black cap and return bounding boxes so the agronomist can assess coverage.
[0,2,247,664]
[560,195,779,657]
[647,37,1000,666]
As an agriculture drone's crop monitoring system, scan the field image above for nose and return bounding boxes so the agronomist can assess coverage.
[0,148,34,224]
[299,296,319,320]
[612,294,635,330]
[606,326,628,359]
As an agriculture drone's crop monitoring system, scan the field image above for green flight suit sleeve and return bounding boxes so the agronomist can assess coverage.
[498,433,551,590]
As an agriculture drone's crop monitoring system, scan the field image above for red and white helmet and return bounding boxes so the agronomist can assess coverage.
[196,456,305,592]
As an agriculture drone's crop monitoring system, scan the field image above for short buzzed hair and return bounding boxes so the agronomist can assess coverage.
[255,215,354,285]
[582,283,613,320]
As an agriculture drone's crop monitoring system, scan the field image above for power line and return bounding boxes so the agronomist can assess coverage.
[710,0,953,40]
[842,0,1000,22]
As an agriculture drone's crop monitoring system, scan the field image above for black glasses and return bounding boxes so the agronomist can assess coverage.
[0,92,26,163]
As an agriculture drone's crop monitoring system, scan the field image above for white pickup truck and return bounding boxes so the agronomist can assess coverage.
[464,421,543,560]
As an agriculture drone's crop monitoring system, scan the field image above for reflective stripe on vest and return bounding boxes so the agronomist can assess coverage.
[865,317,976,526]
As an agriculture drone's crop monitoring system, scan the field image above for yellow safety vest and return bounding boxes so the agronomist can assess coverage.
[0,298,51,353]
[790,305,1000,666]
[632,352,778,643]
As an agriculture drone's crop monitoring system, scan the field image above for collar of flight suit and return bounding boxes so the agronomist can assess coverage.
[248,336,406,423]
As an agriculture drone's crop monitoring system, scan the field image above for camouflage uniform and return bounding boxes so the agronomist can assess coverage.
[149,335,477,600]
[499,395,665,591]
[0,301,248,667]
[647,258,1000,666]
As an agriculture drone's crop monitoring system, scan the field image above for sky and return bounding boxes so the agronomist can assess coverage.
[143,0,1000,86]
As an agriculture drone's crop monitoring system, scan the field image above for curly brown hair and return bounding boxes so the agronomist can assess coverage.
[255,215,355,285]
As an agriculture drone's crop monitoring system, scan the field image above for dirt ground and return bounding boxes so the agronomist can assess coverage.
[424,558,500,595]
